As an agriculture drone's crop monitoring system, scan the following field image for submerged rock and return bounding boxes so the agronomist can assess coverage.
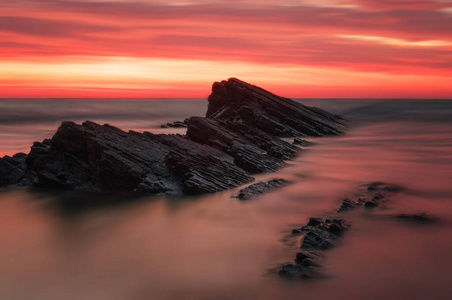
[279,218,348,279]
[160,120,188,128]
[0,153,28,187]
[0,78,344,194]
[25,121,252,194]
[396,213,437,223]
[233,178,290,200]
[338,182,401,212]
[293,138,313,146]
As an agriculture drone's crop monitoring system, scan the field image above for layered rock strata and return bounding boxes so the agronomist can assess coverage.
[0,78,344,194]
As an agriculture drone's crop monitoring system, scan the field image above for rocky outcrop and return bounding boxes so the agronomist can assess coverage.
[337,182,402,212]
[233,178,289,200]
[160,120,188,128]
[293,138,313,146]
[186,117,298,173]
[396,213,437,223]
[0,153,28,187]
[23,121,252,194]
[0,78,344,194]
[279,218,349,279]
[279,181,439,280]
[207,78,344,137]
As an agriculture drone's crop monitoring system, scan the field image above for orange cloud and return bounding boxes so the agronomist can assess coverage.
[0,0,451,98]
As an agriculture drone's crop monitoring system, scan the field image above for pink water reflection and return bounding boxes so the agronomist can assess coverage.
[0,100,451,299]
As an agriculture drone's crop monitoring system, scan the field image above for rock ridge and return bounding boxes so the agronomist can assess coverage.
[0,78,344,195]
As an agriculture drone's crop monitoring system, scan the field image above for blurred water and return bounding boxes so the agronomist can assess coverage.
[0,99,206,156]
[0,99,451,299]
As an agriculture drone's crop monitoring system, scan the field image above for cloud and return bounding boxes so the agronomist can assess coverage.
[0,0,451,97]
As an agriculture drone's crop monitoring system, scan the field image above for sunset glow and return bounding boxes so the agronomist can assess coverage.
[1,0,451,98]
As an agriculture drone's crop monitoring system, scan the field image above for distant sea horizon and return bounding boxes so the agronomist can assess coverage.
[1,98,451,157]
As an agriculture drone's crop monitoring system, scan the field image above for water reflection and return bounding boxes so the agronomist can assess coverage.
[0,99,451,299]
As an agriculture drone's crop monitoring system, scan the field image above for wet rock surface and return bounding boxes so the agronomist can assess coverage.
[233,178,289,200]
[279,218,349,279]
[0,78,344,194]
[396,212,437,223]
[280,182,437,280]
[293,138,313,146]
[160,120,188,128]
[207,78,344,137]
[337,182,401,212]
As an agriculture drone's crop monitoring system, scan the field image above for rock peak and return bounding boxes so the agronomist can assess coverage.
[207,78,344,137]
[0,78,345,195]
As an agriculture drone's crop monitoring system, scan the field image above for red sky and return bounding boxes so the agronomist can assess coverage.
[1,0,451,98]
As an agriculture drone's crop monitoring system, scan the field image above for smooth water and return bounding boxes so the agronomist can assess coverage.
[0,99,451,299]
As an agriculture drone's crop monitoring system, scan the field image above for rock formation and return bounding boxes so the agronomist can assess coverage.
[279,218,349,279]
[279,181,438,280]
[233,178,290,200]
[337,182,402,212]
[0,78,344,195]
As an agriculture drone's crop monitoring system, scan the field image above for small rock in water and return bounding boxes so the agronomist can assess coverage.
[233,178,290,200]
[307,217,323,227]
[293,138,313,146]
[279,218,349,279]
[396,213,437,223]
[160,121,187,128]
[365,201,378,209]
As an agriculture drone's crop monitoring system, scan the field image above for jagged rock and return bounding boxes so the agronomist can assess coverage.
[364,201,378,209]
[293,138,313,146]
[307,217,323,227]
[396,213,437,223]
[160,121,187,128]
[337,182,401,213]
[279,218,348,279]
[23,121,253,194]
[0,153,28,187]
[338,197,358,212]
[297,218,349,250]
[186,117,298,173]
[207,78,344,137]
[0,78,344,194]
[233,178,289,200]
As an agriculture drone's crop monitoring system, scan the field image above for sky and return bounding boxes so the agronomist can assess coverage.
[1,0,451,98]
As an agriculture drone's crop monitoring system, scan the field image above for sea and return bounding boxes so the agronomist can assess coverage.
[0,98,451,299]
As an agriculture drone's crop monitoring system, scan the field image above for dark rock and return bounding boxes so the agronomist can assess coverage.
[295,251,319,264]
[207,78,344,137]
[307,217,323,227]
[291,229,303,235]
[280,218,348,279]
[233,178,289,200]
[372,192,384,201]
[396,213,437,223]
[365,201,378,209]
[328,222,344,235]
[301,219,348,250]
[0,153,28,187]
[367,181,402,193]
[301,258,321,268]
[338,198,358,212]
[279,264,312,279]
[0,78,344,194]
[293,138,313,146]
[160,121,187,128]
[24,121,253,194]
[338,182,401,213]
[186,117,298,173]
